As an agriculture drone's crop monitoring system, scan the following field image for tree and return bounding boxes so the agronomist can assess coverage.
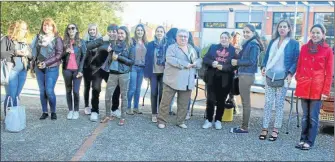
[1,1,124,42]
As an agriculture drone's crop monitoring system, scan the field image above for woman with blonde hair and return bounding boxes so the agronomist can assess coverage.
[1,20,32,109]
[31,18,64,120]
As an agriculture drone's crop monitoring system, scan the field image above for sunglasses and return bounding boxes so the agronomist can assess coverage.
[68,27,76,30]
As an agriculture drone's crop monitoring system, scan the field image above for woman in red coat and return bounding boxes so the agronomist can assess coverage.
[294,24,334,150]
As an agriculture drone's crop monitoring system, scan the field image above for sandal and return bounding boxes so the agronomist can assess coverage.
[295,142,305,149]
[301,143,311,150]
[268,130,279,141]
[100,116,111,123]
[258,129,268,140]
[118,119,125,126]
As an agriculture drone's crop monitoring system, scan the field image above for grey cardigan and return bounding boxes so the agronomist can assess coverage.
[163,43,202,91]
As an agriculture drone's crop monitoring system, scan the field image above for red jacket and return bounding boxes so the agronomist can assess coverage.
[295,41,334,99]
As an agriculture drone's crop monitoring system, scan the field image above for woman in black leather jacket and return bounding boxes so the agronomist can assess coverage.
[62,23,87,120]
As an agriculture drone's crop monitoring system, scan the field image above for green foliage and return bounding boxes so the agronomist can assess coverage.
[1,2,124,42]
[200,44,211,58]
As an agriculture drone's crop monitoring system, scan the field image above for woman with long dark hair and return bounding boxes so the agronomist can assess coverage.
[144,26,168,122]
[104,26,134,125]
[127,24,148,115]
[230,24,264,133]
[259,19,300,140]
[31,18,64,120]
[62,23,87,120]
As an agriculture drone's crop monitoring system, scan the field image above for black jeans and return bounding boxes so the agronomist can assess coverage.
[206,74,231,122]
[112,85,120,111]
[150,73,163,115]
[91,69,108,113]
[63,69,82,111]
[83,67,92,107]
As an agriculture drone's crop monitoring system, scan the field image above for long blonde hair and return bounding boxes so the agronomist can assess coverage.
[7,20,29,43]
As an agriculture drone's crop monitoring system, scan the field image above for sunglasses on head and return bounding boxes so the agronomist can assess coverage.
[68,27,76,30]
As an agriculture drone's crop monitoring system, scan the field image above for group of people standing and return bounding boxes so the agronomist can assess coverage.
[1,18,333,150]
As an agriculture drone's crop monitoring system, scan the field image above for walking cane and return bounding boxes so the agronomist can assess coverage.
[142,79,150,106]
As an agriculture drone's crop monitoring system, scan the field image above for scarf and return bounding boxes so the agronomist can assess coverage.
[308,39,324,54]
[154,37,167,66]
[266,37,290,70]
[38,34,55,47]
[114,40,127,54]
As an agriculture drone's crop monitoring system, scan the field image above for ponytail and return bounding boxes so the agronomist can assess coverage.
[244,24,265,52]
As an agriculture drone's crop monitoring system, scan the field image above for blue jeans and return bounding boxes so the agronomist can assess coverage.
[127,66,144,109]
[62,69,82,111]
[4,69,27,109]
[300,99,322,147]
[35,66,59,113]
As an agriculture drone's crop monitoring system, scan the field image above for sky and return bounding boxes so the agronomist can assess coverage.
[120,2,199,31]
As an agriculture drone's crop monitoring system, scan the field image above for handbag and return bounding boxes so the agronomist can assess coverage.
[265,70,286,87]
[198,62,208,81]
[4,97,26,133]
[231,75,240,95]
[1,59,13,86]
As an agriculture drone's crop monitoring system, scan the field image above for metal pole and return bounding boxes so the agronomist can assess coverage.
[303,6,310,43]
[262,6,268,36]
[200,4,203,48]
[293,1,298,39]
[248,6,252,23]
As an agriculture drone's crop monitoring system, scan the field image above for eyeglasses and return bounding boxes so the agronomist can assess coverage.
[178,35,188,38]
[68,27,76,30]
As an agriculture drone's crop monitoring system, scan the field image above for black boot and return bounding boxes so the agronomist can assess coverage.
[51,113,57,120]
[39,113,49,120]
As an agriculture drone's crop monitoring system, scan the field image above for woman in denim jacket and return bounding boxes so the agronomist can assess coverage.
[104,26,134,126]
[1,20,32,109]
[31,18,64,120]
[230,24,264,133]
[127,24,148,115]
[144,26,168,122]
[259,20,300,141]
[62,24,87,120]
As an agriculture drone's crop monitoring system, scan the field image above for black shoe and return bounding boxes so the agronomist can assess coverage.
[40,113,49,120]
[51,113,57,120]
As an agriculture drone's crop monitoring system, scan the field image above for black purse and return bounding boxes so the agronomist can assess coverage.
[231,75,240,95]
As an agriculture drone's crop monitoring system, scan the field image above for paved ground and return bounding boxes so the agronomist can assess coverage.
[1,77,334,161]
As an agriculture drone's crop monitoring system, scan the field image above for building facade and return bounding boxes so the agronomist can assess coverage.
[194,2,334,48]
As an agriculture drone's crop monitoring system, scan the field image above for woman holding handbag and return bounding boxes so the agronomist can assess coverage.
[1,20,32,109]
[259,19,300,141]
[294,24,333,150]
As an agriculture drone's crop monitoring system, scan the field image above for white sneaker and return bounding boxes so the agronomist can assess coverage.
[185,113,191,120]
[158,123,166,129]
[72,111,79,119]
[202,120,212,129]
[151,115,157,123]
[90,112,98,122]
[84,107,91,115]
[215,120,222,130]
[111,109,121,119]
[67,111,74,120]
[178,123,188,129]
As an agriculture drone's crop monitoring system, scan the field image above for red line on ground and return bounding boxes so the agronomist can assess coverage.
[70,122,107,161]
